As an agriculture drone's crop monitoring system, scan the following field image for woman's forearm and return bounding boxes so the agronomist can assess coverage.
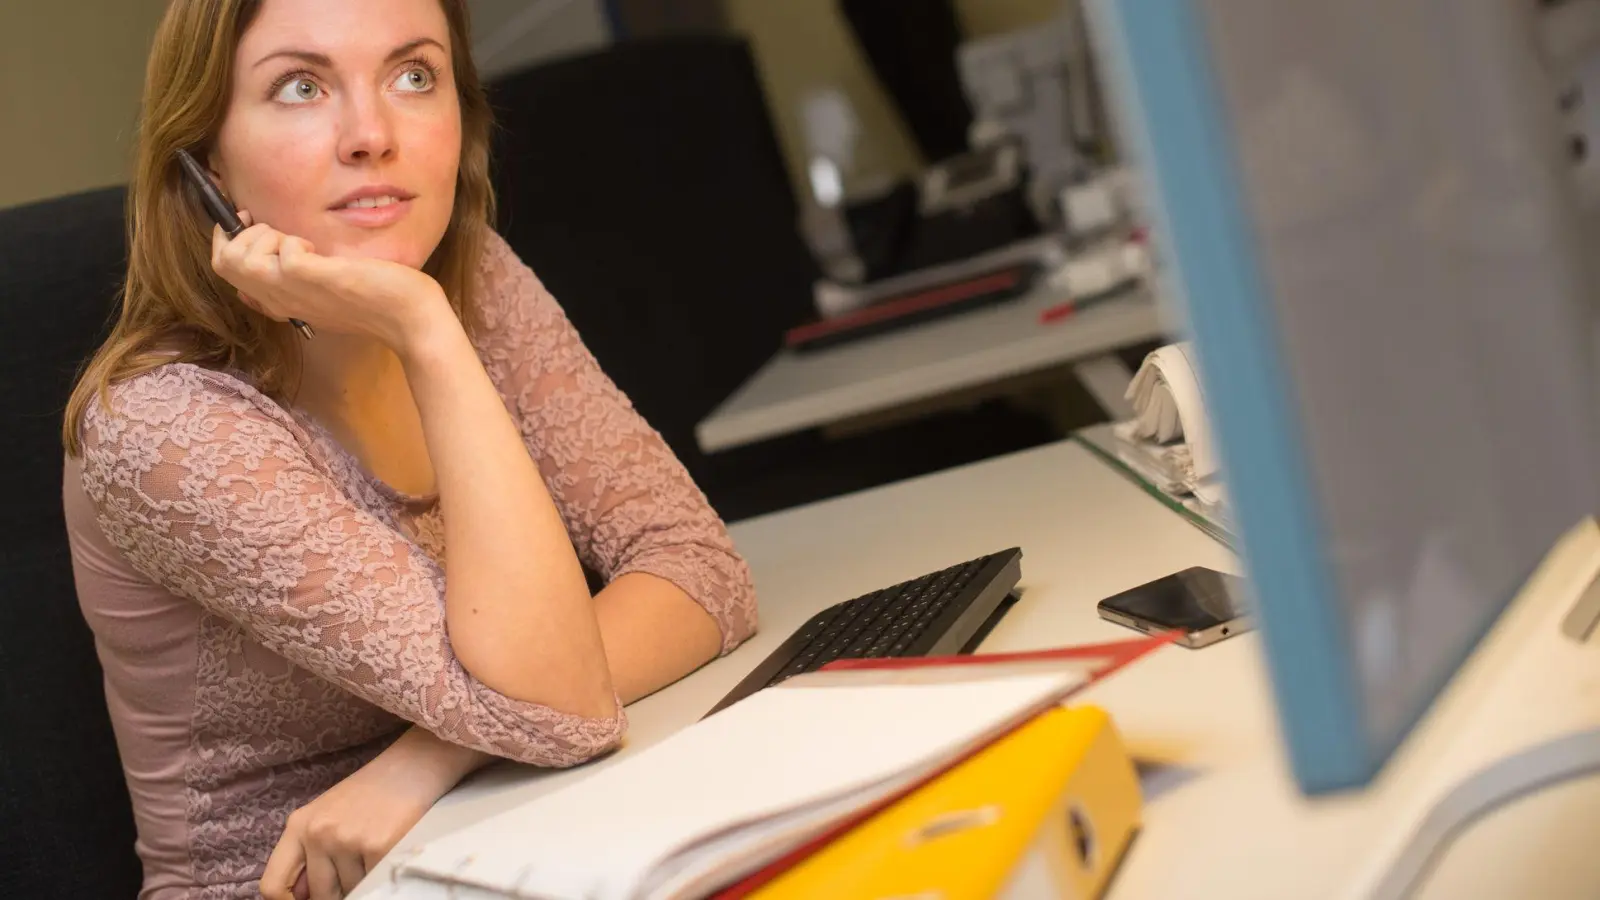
[380,725,496,793]
[396,304,615,718]
[411,575,717,764]
[593,573,724,704]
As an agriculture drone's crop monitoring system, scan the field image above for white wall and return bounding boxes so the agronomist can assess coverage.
[0,1,169,209]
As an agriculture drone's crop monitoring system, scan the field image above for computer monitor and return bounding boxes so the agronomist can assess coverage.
[1086,0,1600,793]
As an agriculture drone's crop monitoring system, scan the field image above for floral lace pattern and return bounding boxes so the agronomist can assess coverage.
[75,232,756,896]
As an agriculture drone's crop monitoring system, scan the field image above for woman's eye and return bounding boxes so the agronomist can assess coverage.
[274,77,322,104]
[393,65,436,93]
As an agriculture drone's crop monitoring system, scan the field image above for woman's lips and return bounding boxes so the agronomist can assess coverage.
[329,196,415,228]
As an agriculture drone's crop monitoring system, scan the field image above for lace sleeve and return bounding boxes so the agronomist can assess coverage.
[77,365,624,767]
[473,233,758,654]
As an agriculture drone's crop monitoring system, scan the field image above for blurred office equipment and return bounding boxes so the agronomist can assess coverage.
[697,24,1162,466]
[793,1,1137,357]
[798,0,1028,294]
[0,187,142,898]
[1092,0,1600,893]
[959,2,1109,226]
[486,36,1058,521]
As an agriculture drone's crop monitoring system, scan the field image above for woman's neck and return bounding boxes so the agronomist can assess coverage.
[290,330,438,496]
[295,332,408,415]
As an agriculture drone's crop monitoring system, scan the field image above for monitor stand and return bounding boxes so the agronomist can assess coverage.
[1349,517,1600,899]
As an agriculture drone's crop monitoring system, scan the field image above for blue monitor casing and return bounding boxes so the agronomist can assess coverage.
[1088,0,1600,792]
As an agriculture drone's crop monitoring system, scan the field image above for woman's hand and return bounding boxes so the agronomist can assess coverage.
[211,211,450,351]
[260,727,491,900]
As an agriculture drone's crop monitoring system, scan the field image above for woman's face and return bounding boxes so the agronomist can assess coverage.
[212,0,461,269]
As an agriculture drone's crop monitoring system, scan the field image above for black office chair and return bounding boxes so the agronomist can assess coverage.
[486,36,1055,522]
[0,187,143,897]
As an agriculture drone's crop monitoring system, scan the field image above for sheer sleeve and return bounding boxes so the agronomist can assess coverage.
[76,365,624,767]
[472,233,758,653]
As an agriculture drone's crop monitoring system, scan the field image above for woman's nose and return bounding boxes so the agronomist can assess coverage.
[337,94,397,163]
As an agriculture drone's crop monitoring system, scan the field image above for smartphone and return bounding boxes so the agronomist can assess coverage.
[175,149,314,339]
[1097,566,1252,648]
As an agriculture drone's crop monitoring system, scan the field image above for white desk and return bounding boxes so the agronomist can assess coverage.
[357,440,1600,899]
[694,285,1165,452]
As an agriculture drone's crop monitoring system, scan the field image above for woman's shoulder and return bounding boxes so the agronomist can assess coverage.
[471,229,567,338]
[81,361,302,446]
[475,227,520,278]
[473,228,520,299]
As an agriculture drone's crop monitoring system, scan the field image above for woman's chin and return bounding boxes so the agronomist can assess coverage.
[317,238,432,269]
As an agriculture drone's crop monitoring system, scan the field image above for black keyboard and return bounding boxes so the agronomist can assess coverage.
[705,548,1023,717]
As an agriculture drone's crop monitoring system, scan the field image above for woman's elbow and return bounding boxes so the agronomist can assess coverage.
[514,715,625,768]
[483,694,628,768]
[718,561,760,653]
[724,586,758,652]
[421,665,628,768]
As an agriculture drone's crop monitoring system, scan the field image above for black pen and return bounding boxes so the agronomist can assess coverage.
[175,149,315,340]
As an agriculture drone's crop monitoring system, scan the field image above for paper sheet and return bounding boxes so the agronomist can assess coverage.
[1119,342,1228,520]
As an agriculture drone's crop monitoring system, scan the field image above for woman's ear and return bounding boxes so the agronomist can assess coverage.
[205,150,229,194]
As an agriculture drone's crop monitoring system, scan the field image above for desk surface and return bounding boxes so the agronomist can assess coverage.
[357,440,1590,899]
[694,286,1164,452]
[358,440,1258,897]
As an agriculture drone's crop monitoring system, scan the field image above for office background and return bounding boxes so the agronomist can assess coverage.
[8,4,1600,897]
[0,0,1062,211]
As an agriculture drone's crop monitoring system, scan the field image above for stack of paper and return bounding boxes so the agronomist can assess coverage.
[376,673,1082,900]
[370,636,1172,900]
[1112,342,1229,525]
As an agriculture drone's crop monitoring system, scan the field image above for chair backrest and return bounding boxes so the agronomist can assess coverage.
[485,36,820,487]
[0,187,143,897]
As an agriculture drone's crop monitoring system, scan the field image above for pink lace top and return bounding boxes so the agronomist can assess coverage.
[61,232,758,900]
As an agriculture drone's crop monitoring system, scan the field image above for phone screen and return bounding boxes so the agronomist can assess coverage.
[1099,567,1246,632]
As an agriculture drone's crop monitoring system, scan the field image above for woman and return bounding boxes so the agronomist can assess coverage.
[59,0,758,897]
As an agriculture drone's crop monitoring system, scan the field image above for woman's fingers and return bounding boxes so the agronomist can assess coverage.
[208,220,265,268]
[210,220,300,320]
[278,236,333,279]
[211,224,230,269]
[305,848,343,900]
[214,223,277,286]
[223,222,275,259]
[332,850,367,896]
[242,229,286,282]
[277,235,316,276]
[278,242,349,302]
[259,830,307,900]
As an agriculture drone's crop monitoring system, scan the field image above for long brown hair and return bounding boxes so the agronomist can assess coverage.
[63,0,495,455]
